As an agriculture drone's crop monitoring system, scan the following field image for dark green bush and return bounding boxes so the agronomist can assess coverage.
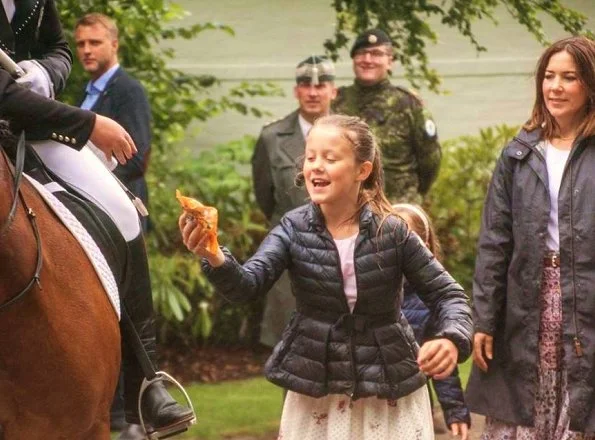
[427,125,518,291]
[147,136,267,345]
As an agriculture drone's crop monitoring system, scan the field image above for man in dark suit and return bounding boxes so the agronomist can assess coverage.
[74,13,152,438]
[75,12,151,232]
[252,55,336,349]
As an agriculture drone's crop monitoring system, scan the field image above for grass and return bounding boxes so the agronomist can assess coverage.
[112,359,474,440]
[170,377,283,439]
[459,357,472,387]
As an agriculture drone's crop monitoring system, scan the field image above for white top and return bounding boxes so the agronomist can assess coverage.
[2,0,15,21]
[334,234,358,312]
[298,113,313,139]
[544,140,571,251]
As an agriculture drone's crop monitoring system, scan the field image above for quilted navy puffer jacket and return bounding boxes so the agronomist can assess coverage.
[202,203,472,400]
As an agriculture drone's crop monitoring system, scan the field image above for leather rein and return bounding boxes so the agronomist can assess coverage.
[0,132,43,312]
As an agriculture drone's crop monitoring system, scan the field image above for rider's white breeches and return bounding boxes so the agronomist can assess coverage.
[29,140,141,241]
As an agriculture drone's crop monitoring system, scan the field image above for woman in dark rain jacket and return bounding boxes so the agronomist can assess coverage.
[466,36,595,439]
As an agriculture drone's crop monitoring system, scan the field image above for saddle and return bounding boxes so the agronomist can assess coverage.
[6,141,129,295]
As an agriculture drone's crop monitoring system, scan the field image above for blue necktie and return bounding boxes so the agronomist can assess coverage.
[81,85,100,110]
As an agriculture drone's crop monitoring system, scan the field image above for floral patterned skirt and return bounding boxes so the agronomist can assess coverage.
[277,386,432,440]
[481,265,595,440]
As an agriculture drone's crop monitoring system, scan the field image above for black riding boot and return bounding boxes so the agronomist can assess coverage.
[121,234,194,430]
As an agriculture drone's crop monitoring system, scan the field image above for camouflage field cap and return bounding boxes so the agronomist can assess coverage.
[295,55,335,86]
[350,28,392,58]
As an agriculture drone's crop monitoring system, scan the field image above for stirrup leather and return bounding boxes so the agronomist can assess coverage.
[137,371,197,439]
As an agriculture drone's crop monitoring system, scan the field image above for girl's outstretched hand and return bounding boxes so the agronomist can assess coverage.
[472,332,493,372]
[417,338,458,380]
[179,213,225,267]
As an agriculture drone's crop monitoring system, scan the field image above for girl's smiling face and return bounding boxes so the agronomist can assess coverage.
[303,125,371,208]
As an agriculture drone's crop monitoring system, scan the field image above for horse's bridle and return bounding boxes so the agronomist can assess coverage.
[0,132,43,312]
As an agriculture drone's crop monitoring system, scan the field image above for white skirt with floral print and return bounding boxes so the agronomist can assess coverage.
[277,386,433,440]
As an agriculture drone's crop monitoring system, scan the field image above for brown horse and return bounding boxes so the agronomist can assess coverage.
[0,143,120,438]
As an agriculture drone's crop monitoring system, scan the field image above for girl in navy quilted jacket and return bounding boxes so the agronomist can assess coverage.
[180,114,472,440]
[394,203,471,440]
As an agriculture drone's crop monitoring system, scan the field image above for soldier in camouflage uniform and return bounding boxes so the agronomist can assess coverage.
[252,55,336,347]
[333,29,441,203]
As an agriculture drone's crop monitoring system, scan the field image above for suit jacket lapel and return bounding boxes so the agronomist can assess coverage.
[277,110,306,165]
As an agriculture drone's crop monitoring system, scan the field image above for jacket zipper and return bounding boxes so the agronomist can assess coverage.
[324,229,360,397]
[515,137,583,357]
[568,160,583,356]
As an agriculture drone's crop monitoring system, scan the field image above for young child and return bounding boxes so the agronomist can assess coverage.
[180,115,472,440]
[393,203,471,440]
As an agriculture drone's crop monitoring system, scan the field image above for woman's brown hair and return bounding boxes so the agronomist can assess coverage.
[524,36,595,139]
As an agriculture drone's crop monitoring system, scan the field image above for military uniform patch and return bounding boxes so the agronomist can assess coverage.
[425,119,437,137]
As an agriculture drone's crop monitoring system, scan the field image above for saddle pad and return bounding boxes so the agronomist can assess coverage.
[24,174,121,319]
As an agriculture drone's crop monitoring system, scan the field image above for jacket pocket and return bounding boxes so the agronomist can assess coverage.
[265,311,302,371]
[374,324,419,388]
[395,323,419,359]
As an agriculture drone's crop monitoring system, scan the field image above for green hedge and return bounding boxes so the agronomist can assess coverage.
[147,136,267,345]
[427,124,518,290]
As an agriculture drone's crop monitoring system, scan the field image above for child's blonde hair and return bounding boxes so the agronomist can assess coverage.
[311,115,394,219]
[392,203,442,260]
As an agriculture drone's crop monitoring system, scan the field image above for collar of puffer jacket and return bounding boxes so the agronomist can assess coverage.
[307,202,375,236]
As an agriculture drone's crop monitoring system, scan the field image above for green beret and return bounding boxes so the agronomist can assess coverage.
[295,55,335,85]
[350,29,392,58]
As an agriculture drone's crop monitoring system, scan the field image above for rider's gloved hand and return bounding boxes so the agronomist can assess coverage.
[16,60,54,99]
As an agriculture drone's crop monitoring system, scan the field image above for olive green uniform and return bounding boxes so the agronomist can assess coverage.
[333,79,441,203]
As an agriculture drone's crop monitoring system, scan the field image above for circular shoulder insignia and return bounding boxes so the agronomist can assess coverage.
[368,34,378,44]
[424,119,437,138]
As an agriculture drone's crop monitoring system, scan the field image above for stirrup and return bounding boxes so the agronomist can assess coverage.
[137,371,197,439]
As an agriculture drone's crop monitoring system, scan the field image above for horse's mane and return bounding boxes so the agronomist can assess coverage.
[0,120,18,182]
[0,120,18,153]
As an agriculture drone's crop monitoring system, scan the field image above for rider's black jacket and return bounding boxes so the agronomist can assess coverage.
[0,0,71,95]
[0,0,94,149]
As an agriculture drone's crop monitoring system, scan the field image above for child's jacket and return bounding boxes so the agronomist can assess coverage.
[402,283,471,426]
[202,203,472,400]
